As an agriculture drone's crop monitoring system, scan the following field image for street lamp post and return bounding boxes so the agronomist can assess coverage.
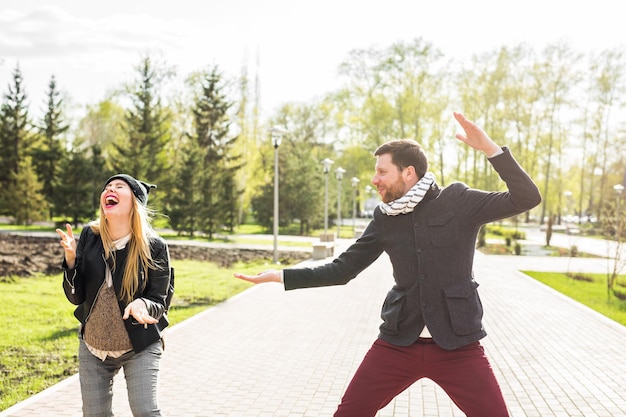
[364,185,374,218]
[615,184,625,227]
[563,190,573,222]
[322,158,334,238]
[613,184,624,273]
[351,177,360,236]
[336,167,346,238]
[271,126,288,264]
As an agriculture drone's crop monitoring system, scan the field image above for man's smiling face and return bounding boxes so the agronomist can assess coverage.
[372,154,412,203]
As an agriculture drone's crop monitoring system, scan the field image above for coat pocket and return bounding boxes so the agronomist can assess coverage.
[380,288,406,335]
[443,279,483,336]
[428,211,458,247]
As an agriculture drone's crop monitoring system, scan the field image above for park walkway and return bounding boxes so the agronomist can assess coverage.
[2,232,626,416]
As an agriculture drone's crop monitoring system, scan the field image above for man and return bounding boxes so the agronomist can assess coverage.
[234,112,541,417]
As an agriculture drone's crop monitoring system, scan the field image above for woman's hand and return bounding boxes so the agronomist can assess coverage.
[56,223,77,268]
[123,299,158,328]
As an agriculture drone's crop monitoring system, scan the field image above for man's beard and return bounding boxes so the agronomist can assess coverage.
[382,178,406,203]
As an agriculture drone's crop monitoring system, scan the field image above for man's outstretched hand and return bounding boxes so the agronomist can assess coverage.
[234,269,282,284]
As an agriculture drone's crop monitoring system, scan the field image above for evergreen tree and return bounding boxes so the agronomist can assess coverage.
[250,140,325,233]
[280,145,324,234]
[184,66,241,239]
[4,157,48,225]
[167,138,203,236]
[88,144,108,209]
[251,180,274,230]
[220,173,238,232]
[32,75,69,218]
[113,55,172,192]
[0,64,33,215]
[54,144,101,226]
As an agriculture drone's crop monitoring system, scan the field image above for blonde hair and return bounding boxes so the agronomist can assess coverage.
[90,196,159,304]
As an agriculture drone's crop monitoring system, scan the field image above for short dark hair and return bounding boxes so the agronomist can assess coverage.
[374,139,428,179]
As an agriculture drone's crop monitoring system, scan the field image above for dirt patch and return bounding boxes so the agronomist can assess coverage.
[0,234,65,278]
[0,232,310,278]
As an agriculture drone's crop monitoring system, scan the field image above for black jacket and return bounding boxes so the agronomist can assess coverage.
[284,147,541,350]
[62,227,171,353]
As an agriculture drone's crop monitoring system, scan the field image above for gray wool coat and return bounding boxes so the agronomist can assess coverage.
[283,147,541,350]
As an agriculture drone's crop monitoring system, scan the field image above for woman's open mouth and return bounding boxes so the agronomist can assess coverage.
[104,194,119,208]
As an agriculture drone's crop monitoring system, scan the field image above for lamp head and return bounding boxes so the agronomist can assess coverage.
[270,126,289,147]
[322,158,334,173]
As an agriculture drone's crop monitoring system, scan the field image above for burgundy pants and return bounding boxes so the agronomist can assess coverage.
[334,338,509,417]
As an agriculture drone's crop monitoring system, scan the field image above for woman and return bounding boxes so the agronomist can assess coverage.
[56,174,172,417]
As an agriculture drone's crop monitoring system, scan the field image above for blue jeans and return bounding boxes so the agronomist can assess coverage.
[78,338,163,417]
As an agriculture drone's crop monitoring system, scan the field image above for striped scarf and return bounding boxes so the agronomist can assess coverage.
[380,172,436,216]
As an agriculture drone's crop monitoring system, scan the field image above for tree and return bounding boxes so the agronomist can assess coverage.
[457,46,515,189]
[169,65,241,238]
[53,145,98,226]
[251,102,329,233]
[336,38,447,153]
[166,138,203,236]
[113,55,173,194]
[232,58,263,225]
[583,47,626,221]
[3,157,48,225]
[75,99,127,172]
[533,42,581,225]
[31,75,70,218]
[603,190,626,300]
[0,64,33,215]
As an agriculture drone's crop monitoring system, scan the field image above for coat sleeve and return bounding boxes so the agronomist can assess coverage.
[62,227,89,305]
[140,237,171,320]
[463,146,542,225]
[284,219,384,290]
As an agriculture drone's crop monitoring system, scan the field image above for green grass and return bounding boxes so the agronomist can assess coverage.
[522,271,626,326]
[478,241,600,258]
[231,237,312,247]
[234,223,267,235]
[0,275,79,411]
[162,234,313,248]
[0,258,284,411]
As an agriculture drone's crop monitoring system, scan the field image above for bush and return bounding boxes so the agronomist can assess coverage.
[485,225,526,241]
[477,226,486,247]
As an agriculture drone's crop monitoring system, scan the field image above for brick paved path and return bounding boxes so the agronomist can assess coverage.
[2,246,626,416]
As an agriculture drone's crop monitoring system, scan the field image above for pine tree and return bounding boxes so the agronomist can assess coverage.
[4,157,48,225]
[54,144,101,226]
[32,75,69,218]
[113,55,171,191]
[167,138,203,236]
[0,64,33,215]
[188,66,241,239]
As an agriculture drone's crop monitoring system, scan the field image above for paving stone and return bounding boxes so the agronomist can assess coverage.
[2,238,626,417]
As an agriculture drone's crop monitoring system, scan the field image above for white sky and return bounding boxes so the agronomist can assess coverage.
[0,0,624,121]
